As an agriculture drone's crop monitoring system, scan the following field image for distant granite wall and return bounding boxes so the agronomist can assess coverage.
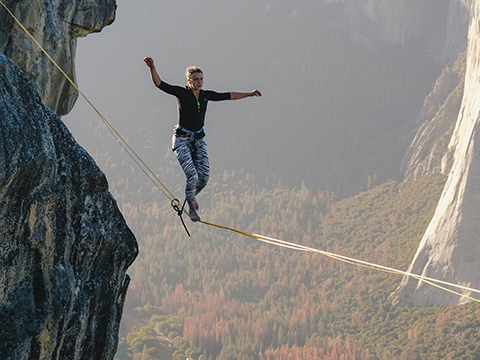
[0,53,137,359]
[402,52,466,180]
[0,0,116,116]
[391,0,480,307]
[326,0,469,64]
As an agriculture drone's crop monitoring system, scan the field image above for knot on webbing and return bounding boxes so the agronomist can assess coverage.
[171,198,190,237]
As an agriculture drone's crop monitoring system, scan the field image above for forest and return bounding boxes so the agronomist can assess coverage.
[104,167,480,360]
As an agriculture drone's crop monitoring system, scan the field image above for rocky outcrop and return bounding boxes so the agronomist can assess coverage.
[391,0,480,306]
[402,52,466,180]
[0,53,137,359]
[0,0,116,116]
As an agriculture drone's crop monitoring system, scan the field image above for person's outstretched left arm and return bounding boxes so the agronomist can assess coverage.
[230,90,262,100]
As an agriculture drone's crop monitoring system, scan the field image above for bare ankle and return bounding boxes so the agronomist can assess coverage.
[189,202,199,211]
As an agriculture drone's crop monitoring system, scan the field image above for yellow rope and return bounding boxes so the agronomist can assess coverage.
[202,221,480,302]
[3,0,479,304]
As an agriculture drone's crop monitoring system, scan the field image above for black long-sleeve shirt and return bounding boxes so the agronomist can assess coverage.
[157,81,231,133]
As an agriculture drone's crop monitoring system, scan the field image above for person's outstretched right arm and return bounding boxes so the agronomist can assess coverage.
[143,57,161,87]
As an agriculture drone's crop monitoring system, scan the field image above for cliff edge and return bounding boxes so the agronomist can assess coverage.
[0,0,116,116]
[391,0,480,307]
[0,53,138,359]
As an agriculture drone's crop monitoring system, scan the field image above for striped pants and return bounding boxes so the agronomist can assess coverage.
[172,135,210,204]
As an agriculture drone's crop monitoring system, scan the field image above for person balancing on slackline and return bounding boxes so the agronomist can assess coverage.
[144,56,262,222]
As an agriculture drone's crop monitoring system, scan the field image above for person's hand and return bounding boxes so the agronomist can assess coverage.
[250,89,262,97]
[143,56,155,68]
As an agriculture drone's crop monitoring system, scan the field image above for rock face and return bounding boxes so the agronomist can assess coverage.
[402,52,466,180]
[0,0,116,116]
[327,0,469,64]
[391,0,480,307]
[0,53,138,359]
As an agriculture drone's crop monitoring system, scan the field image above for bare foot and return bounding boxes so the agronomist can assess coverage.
[188,202,201,222]
[189,209,201,222]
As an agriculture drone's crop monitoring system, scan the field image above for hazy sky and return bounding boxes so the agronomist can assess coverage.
[64,0,272,171]
[64,0,442,196]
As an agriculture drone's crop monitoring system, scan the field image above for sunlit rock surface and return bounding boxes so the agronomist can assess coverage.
[402,52,466,180]
[0,54,137,359]
[0,0,116,116]
[391,0,480,307]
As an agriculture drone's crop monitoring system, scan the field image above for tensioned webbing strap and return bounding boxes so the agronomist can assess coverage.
[200,220,480,302]
[3,0,480,303]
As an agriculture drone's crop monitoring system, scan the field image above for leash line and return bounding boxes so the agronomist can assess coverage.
[172,198,190,236]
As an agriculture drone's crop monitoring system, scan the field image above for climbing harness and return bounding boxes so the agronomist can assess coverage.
[175,124,204,136]
[171,198,190,237]
[3,0,480,303]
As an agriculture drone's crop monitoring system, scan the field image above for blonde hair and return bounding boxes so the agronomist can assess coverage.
[186,66,203,80]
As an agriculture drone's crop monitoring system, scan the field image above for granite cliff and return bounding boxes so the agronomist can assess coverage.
[0,52,138,359]
[0,0,116,116]
[401,52,466,180]
[0,0,138,359]
[326,0,469,64]
[322,0,480,307]
[391,0,480,306]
